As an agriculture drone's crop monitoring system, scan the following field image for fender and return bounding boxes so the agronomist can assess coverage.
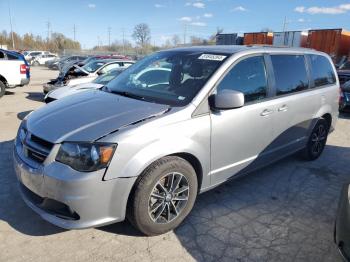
[103,114,211,189]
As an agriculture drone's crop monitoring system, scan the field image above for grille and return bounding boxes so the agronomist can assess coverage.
[22,131,54,163]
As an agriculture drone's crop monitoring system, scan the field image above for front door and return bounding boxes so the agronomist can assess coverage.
[210,55,275,185]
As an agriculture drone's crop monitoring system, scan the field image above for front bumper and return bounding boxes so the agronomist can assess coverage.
[335,184,350,261]
[13,145,136,229]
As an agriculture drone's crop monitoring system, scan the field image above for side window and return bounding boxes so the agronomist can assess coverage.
[309,55,336,87]
[271,55,309,95]
[217,56,268,103]
[99,63,119,74]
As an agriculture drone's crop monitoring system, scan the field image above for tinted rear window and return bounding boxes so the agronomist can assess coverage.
[271,55,309,95]
[309,55,336,87]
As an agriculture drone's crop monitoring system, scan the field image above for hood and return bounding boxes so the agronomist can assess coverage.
[49,83,103,100]
[26,90,169,143]
[66,76,96,86]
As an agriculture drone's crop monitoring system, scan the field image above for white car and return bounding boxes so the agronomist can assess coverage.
[44,68,124,103]
[23,51,49,62]
[43,59,134,93]
[0,49,30,97]
[32,54,58,66]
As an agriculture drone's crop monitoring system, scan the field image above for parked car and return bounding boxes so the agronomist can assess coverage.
[57,55,87,71]
[339,80,350,112]
[14,46,338,235]
[44,68,125,103]
[23,51,49,63]
[337,66,350,112]
[44,67,170,103]
[335,184,350,260]
[43,59,134,93]
[0,49,30,97]
[339,60,350,71]
[32,54,58,66]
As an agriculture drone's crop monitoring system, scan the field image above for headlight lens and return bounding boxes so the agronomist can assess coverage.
[56,142,117,172]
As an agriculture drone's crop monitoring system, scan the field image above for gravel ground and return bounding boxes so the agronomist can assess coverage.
[0,67,349,261]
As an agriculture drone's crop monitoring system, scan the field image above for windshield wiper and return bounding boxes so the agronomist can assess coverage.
[110,90,145,101]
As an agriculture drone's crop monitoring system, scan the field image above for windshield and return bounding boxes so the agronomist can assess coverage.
[82,60,106,73]
[340,61,350,70]
[106,51,228,106]
[93,69,123,85]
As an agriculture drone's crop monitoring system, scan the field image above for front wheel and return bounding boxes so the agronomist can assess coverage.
[127,156,198,236]
[301,118,329,161]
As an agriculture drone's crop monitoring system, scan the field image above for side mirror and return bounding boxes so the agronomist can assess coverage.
[97,70,104,75]
[209,89,244,110]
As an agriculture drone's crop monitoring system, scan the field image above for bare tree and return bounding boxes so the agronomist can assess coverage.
[132,23,151,49]
[171,34,181,47]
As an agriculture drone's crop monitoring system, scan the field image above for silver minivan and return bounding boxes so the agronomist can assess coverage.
[14,46,338,235]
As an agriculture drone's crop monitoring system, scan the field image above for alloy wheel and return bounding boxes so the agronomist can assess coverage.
[148,172,189,224]
[311,124,327,155]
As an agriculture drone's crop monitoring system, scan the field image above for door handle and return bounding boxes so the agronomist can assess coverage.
[278,105,288,112]
[260,109,274,116]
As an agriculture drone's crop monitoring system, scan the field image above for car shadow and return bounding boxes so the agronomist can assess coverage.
[339,112,350,119]
[0,135,348,261]
[172,144,349,261]
[0,140,65,236]
[17,110,33,120]
[5,90,15,95]
[25,92,44,102]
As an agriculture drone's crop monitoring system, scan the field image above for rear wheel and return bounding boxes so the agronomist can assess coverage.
[0,81,6,98]
[127,156,198,236]
[301,118,329,161]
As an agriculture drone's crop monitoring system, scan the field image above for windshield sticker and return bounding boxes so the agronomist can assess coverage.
[198,54,226,61]
[178,96,186,101]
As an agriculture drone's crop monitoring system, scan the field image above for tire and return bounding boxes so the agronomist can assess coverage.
[0,81,6,98]
[33,61,39,66]
[301,118,329,161]
[127,156,198,236]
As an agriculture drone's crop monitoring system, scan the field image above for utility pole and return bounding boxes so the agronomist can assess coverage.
[97,36,100,48]
[73,24,76,41]
[107,26,111,48]
[8,6,15,49]
[122,28,125,55]
[282,16,287,32]
[46,20,51,42]
[183,24,187,45]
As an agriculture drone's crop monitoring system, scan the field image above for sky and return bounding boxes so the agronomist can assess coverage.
[1,0,350,49]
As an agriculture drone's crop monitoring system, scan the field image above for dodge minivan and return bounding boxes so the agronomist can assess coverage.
[14,46,338,235]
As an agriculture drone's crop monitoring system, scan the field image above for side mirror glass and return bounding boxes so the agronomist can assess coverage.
[209,89,244,110]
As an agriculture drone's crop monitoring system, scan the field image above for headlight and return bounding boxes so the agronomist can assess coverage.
[56,142,117,172]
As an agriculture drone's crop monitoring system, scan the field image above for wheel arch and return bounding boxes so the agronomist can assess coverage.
[0,74,8,86]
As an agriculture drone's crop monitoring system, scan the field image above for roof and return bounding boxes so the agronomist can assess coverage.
[93,58,134,63]
[165,45,320,55]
